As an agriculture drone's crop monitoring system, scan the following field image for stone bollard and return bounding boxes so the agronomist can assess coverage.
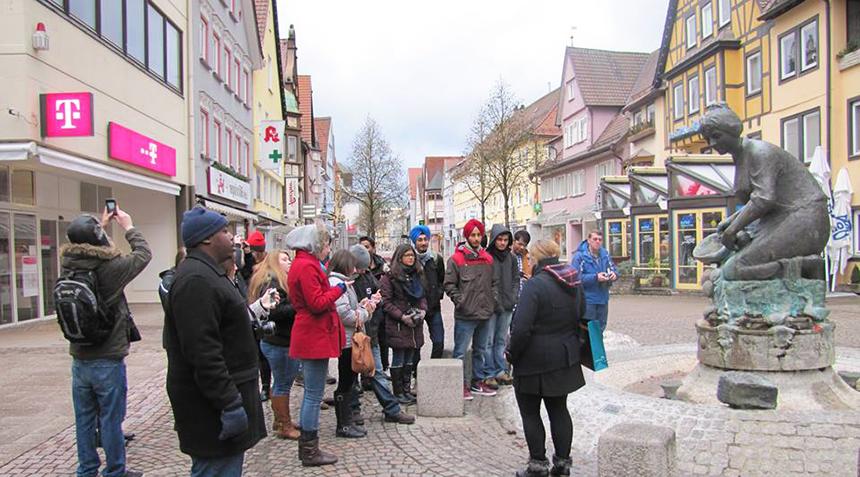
[417,359,464,417]
[598,423,677,477]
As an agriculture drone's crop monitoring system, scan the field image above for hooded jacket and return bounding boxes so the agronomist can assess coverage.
[570,240,618,305]
[508,257,586,384]
[488,224,519,313]
[443,242,497,321]
[61,228,151,361]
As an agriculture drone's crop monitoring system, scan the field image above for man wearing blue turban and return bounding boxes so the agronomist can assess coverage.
[409,225,446,360]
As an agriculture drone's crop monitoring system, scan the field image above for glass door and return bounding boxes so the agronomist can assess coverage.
[673,208,725,290]
[0,212,11,325]
[40,220,59,315]
[14,214,40,321]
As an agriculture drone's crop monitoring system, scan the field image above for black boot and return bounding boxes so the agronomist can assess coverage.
[334,392,365,438]
[298,430,338,467]
[402,363,417,401]
[515,458,549,477]
[390,367,415,405]
[549,455,571,476]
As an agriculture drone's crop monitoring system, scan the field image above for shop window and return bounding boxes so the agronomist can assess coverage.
[673,83,684,120]
[705,66,718,106]
[675,209,724,289]
[40,220,58,315]
[781,109,820,162]
[11,170,35,206]
[718,0,731,27]
[854,209,860,255]
[686,14,697,49]
[637,216,669,266]
[0,212,11,324]
[688,75,700,114]
[100,0,123,47]
[0,166,9,202]
[702,2,713,38]
[79,182,112,213]
[14,214,39,321]
[746,51,762,95]
[851,99,860,158]
[606,220,629,259]
[671,175,718,197]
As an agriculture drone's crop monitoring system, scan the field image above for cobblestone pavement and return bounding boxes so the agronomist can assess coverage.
[1,294,859,476]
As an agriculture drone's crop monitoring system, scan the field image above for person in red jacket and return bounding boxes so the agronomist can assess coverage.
[285,224,346,467]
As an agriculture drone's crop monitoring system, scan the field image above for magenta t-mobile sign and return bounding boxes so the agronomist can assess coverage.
[40,92,94,137]
[108,122,177,176]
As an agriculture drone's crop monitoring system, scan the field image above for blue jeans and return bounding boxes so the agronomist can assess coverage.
[299,359,329,432]
[426,310,445,358]
[585,303,609,332]
[190,452,244,477]
[488,310,513,378]
[391,348,415,368]
[260,342,300,396]
[370,343,401,417]
[453,319,491,384]
[72,359,127,477]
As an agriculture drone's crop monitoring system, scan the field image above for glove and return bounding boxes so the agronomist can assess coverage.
[413,309,426,321]
[401,312,416,328]
[218,395,248,441]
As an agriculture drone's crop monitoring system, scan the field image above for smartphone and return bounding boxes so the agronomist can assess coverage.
[105,198,117,215]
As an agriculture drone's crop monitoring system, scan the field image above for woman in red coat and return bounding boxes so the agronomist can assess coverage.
[285,224,345,467]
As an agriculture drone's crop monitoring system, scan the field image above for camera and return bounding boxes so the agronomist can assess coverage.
[251,317,276,340]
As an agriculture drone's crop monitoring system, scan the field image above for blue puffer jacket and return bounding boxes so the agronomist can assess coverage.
[570,240,617,305]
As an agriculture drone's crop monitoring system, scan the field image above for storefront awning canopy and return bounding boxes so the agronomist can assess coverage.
[198,197,258,221]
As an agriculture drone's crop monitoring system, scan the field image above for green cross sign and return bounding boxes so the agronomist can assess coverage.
[268,150,282,163]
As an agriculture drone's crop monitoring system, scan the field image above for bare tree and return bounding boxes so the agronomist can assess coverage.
[481,81,533,228]
[461,112,498,224]
[345,117,406,239]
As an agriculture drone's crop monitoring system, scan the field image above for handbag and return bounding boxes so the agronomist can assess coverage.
[351,319,375,376]
[579,320,608,371]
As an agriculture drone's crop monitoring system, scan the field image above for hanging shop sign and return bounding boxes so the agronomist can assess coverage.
[108,122,176,176]
[40,92,94,137]
[259,120,286,171]
[285,177,300,219]
[208,166,252,206]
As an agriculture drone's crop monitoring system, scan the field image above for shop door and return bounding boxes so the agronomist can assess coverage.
[673,208,724,290]
[0,212,11,325]
[40,219,61,315]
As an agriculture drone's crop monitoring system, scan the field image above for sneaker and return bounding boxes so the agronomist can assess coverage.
[470,381,498,397]
[497,372,514,385]
[463,383,474,401]
[484,378,499,390]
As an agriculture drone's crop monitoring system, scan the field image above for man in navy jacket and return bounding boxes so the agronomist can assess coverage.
[570,230,618,332]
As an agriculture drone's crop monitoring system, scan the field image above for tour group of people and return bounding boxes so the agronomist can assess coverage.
[62,204,617,477]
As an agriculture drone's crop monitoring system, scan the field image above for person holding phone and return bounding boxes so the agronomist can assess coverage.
[570,230,618,332]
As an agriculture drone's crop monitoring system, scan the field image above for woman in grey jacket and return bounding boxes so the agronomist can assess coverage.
[327,250,375,438]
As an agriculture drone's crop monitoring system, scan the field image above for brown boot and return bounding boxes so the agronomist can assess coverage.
[298,430,338,467]
[270,397,283,434]
[271,395,300,440]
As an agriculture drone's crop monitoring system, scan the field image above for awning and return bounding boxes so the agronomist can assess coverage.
[198,197,258,221]
[2,141,181,195]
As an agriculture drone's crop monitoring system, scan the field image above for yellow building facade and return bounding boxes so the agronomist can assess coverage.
[251,0,285,221]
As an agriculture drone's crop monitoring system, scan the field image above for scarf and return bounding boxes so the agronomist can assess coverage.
[417,249,434,266]
[399,265,425,302]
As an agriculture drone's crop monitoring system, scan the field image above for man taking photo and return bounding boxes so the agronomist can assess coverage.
[571,230,618,332]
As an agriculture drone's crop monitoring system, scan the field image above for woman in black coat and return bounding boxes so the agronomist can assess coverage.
[379,244,427,405]
[508,239,586,477]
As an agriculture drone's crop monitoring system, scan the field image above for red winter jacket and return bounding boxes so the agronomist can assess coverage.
[287,250,345,359]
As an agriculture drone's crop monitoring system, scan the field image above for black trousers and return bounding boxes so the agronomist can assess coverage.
[336,347,357,395]
[514,391,572,461]
[258,340,271,390]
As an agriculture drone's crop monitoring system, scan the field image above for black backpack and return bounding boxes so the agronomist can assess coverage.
[54,269,114,346]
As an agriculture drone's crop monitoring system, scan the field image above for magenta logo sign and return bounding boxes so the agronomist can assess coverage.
[108,122,176,176]
[40,92,94,137]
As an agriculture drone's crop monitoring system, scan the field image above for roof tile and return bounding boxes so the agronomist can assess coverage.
[567,47,651,106]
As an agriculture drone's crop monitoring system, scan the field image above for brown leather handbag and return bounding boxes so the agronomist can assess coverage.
[351,320,375,376]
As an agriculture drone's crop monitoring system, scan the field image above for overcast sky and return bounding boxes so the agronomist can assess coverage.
[276,0,669,169]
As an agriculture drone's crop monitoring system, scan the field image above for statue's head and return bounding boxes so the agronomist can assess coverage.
[700,103,743,155]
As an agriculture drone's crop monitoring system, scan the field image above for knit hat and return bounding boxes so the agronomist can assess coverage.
[181,207,228,248]
[409,225,431,244]
[247,230,266,252]
[349,244,371,270]
[463,218,485,238]
[67,214,110,246]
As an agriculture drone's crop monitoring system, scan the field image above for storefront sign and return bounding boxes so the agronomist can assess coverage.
[40,92,94,137]
[108,122,176,176]
[208,166,252,206]
[21,256,39,297]
[259,120,286,171]
[285,177,300,219]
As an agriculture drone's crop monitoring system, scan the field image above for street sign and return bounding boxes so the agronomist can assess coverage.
[302,204,317,219]
[259,120,285,171]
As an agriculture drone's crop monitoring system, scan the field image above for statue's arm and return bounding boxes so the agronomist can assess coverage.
[723,152,779,241]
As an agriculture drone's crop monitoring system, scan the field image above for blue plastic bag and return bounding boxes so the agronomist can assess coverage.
[588,320,608,371]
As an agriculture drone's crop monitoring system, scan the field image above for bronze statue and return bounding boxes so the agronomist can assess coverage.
[696,104,829,282]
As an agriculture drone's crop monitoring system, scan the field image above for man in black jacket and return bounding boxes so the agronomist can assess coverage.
[360,236,390,370]
[486,224,519,387]
[63,209,151,477]
[165,207,267,476]
[410,225,445,359]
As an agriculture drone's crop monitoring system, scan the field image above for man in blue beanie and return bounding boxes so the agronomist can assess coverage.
[164,207,267,476]
[409,225,446,359]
